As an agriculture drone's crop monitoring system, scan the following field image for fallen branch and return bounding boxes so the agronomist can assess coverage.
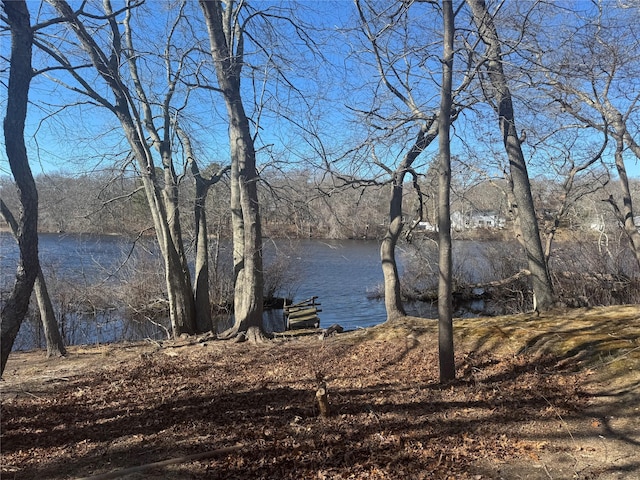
[467,269,531,289]
[406,269,532,302]
[77,444,245,480]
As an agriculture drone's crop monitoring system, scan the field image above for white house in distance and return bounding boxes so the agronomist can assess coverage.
[451,210,506,230]
[415,210,506,232]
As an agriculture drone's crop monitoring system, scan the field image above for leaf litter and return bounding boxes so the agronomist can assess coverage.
[1,305,638,479]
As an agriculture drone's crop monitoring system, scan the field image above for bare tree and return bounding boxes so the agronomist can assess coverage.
[43,0,199,336]
[353,0,443,320]
[1,0,40,375]
[177,126,230,333]
[540,133,610,263]
[436,0,456,382]
[532,2,640,267]
[466,0,555,311]
[199,0,267,342]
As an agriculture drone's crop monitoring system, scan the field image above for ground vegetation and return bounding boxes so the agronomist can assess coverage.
[1,305,638,479]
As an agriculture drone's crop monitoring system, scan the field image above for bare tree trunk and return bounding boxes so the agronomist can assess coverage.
[200,0,266,342]
[179,126,230,333]
[381,119,439,322]
[1,0,39,376]
[0,200,66,357]
[192,177,213,333]
[354,0,450,323]
[609,139,640,268]
[117,116,196,337]
[437,0,455,383]
[33,269,66,357]
[48,0,197,337]
[381,181,407,321]
[466,0,554,311]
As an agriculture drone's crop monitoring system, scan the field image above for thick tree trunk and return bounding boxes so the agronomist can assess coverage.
[162,165,197,335]
[382,120,439,322]
[381,183,407,321]
[1,0,39,376]
[222,116,265,341]
[466,0,554,311]
[437,0,455,383]
[0,200,66,358]
[200,0,266,342]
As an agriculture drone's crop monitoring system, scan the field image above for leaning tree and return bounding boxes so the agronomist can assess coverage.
[1,0,42,375]
[466,0,555,311]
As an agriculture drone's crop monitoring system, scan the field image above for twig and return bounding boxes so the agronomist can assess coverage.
[539,393,575,443]
[21,390,44,400]
[601,345,640,366]
[76,444,245,480]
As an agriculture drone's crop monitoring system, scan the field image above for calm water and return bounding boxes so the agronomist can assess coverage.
[1,233,518,350]
[0,233,394,349]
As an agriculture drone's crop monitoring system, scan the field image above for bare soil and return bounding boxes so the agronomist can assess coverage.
[1,305,639,479]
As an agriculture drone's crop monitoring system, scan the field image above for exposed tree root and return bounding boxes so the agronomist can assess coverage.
[218,325,271,343]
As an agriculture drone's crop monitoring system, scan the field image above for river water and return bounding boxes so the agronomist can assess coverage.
[0,233,406,349]
[1,233,519,350]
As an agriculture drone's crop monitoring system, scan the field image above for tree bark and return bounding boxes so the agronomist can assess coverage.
[194,177,214,333]
[381,183,407,321]
[466,0,554,311]
[437,0,455,383]
[381,119,439,322]
[354,0,442,323]
[610,138,640,268]
[199,0,266,342]
[48,0,197,337]
[1,0,39,376]
[179,126,231,333]
[0,200,66,357]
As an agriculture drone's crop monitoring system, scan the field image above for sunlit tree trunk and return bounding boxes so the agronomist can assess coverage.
[1,0,40,376]
[48,0,197,337]
[466,0,554,311]
[200,0,267,342]
[381,179,408,320]
[437,0,455,383]
[381,120,439,321]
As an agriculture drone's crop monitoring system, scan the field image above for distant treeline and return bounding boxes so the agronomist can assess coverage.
[0,171,638,240]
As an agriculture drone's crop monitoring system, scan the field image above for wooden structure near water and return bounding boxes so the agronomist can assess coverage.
[284,296,321,330]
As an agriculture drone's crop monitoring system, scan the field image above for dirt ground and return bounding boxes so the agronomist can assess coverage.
[1,305,639,479]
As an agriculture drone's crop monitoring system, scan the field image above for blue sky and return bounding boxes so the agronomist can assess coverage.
[1,0,639,181]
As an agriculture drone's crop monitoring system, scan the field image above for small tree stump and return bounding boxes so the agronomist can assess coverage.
[316,381,330,417]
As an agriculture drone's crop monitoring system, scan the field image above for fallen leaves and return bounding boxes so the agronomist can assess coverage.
[1,310,639,479]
